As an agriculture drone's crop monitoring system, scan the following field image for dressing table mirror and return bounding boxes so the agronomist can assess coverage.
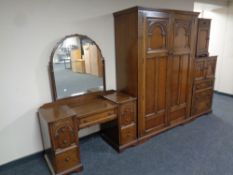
[49,34,105,100]
[39,34,137,175]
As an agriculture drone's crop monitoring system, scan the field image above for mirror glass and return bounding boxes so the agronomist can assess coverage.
[52,35,104,99]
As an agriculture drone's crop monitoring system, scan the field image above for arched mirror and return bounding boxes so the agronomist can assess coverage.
[49,34,106,100]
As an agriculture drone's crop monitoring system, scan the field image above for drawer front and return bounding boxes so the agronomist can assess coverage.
[192,98,212,116]
[120,102,136,126]
[120,124,136,145]
[55,147,81,173]
[51,119,76,150]
[79,109,117,128]
[194,79,214,91]
[192,89,213,116]
[199,19,210,28]
[195,89,213,101]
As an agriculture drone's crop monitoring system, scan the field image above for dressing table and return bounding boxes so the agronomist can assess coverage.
[38,34,137,175]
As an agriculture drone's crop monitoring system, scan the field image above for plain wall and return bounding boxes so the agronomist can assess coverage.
[217,1,233,94]
[0,0,195,165]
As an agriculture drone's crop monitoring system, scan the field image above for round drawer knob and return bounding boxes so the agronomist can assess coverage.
[65,157,70,162]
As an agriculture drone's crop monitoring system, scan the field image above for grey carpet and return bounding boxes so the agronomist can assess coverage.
[1,93,233,175]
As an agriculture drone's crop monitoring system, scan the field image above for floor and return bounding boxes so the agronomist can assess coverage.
[1,93,233,175]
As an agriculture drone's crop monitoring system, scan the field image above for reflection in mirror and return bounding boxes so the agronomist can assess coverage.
[51,35,104,99]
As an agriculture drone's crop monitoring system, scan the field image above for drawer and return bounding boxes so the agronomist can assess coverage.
[199,19,210,28]
[79,109,117,128]
[55,147,81,173]
[120,102,136,126]
[192,89,213,116]
[194,79,214,91]
[194,89,213,101]
[192,98,212,116]
[51,119,76,150]
[120,124,136,145]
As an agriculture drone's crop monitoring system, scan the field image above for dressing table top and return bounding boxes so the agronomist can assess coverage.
[39,96,117,123]
[70,99,117,118]
[39,105,76,123]
[103,92,136,104]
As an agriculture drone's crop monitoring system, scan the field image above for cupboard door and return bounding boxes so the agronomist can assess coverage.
[196,19,211,57]
[194,59,206,81]
[191,89,213,116]
[168,14,196,125]
[140,11,170,136]
[205,57,217,79]
[51,119,76,150]
[120,102,136,126]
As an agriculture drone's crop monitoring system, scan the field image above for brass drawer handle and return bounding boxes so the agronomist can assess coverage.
[65,157,70,162]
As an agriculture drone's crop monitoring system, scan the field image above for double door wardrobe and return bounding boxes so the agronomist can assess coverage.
[114,7,212,140]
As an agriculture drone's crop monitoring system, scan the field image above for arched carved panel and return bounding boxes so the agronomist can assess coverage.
[174,21,192,50]
[147,18,168,51]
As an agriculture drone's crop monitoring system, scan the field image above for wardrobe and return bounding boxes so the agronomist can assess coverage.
[114,6,216,140]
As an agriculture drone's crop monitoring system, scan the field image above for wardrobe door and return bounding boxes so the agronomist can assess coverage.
[167,14,196,125]
[139,11,170,136]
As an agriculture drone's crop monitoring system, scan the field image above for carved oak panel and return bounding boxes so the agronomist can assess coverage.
[146,18,168,52]
[174,20,191,50]
[52,119,76,150]
[120,102,135,126]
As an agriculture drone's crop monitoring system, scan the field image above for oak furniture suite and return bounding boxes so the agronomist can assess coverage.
[38,7,217,175]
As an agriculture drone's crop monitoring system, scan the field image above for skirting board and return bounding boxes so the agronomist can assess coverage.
[0,151,43,171]
[214,91,233,98]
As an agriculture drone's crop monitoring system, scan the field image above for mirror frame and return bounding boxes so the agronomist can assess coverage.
[49,34,106,101]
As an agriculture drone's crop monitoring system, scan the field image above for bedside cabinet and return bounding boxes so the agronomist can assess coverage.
[102,92,137,152]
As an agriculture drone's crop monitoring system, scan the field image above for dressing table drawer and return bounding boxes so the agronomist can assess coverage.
[79,109,117,129]
[51,119,76,150]
[55,147,81,173]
